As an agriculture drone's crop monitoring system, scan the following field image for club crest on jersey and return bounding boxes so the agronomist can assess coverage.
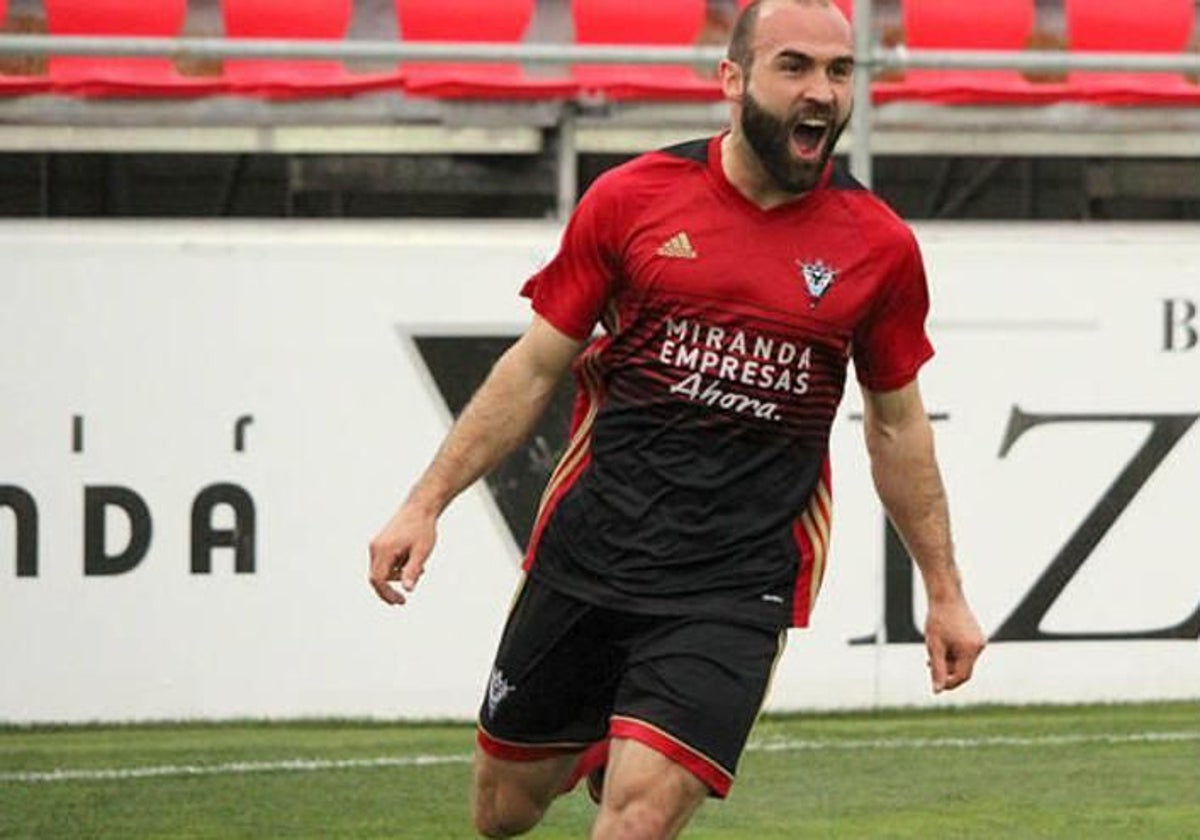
[798,259,837,304]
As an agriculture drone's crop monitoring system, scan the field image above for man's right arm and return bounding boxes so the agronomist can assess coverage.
[368,314,585,605]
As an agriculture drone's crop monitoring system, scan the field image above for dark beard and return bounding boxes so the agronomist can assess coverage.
[740,89,847,195]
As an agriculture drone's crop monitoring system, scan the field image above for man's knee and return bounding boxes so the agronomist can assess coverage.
[471,749,577,838]
[597,796,680,840]
[471,789,543,839]
[471,767,549,838]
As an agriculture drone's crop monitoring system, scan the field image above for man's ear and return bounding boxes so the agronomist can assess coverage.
[718,58,745,102]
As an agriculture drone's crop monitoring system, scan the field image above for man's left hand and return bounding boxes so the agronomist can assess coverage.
[924,598,986,694]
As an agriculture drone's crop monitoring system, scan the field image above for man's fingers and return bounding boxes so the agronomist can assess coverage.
[368,541,411,606]
[399,539,433,593]
[368,541,433,604]
[942,641,985,691]
[926,634,949,694]
[368,559,407,605]
[367,510,437,607]
[370,576,406,606]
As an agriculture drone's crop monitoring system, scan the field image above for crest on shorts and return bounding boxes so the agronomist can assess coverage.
[487,668,515,717]
[798,259,837,304]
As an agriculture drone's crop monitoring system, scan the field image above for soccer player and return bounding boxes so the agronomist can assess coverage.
[368,1,986,837]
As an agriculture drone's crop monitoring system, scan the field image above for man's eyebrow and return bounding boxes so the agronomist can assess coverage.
[770,48,856,66]
[772,48,814,63]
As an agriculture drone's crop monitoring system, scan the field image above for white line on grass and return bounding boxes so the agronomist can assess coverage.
[746,730,1200,753]
[0,754,470,784]
[3,730,1198,785]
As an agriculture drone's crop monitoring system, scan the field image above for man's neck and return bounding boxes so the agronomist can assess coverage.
[720,132,809,211]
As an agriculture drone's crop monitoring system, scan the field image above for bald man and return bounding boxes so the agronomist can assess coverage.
[369,2,985,837]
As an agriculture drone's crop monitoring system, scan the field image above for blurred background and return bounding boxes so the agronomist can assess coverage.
[0,0,1196,220]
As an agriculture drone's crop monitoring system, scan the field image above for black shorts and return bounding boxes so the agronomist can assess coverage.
[476,576,786,797]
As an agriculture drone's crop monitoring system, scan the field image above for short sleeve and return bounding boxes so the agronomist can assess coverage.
[520,175,621,341]
[852,232,935,392]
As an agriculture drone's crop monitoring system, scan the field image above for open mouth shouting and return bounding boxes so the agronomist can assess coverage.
[790,113,833,162]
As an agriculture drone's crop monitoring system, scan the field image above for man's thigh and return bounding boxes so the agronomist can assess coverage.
[592,737,708,840]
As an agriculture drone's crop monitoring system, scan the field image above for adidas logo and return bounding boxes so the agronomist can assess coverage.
[657,232,697,260]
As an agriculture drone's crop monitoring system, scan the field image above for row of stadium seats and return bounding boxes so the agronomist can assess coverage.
[890,0,1199,105]
[0,0,1197,104]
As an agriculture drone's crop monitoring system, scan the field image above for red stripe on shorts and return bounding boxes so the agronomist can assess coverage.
[610,717,733,798]
[476,728,586,762]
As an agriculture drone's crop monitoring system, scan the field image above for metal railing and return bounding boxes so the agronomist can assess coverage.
[1,25,1198,202]
[1,33,1197,73]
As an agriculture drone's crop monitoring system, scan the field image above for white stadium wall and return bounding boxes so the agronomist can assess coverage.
[0,220,1198,723]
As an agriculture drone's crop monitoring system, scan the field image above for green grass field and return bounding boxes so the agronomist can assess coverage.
[2,702,1199,839]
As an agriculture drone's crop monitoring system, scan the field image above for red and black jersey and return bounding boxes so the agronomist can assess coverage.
[521,134,933,630]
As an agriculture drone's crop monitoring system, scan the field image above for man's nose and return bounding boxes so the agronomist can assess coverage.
[802,71,836,105]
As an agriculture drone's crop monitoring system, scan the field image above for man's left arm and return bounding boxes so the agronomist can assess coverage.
[861,379,986,693]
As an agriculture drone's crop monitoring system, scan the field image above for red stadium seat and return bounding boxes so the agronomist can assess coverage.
[903,0,1034,53]
[43,0,211,95]
[1067,0,1194,53]
[887,0,1046,104]
[395,0,575,98]
[221,0,382,98]
[1064,0,1197,103]
[571,0,715,101]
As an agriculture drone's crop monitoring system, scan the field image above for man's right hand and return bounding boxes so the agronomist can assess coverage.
[368,504,438,606]
[364,316,581,608]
